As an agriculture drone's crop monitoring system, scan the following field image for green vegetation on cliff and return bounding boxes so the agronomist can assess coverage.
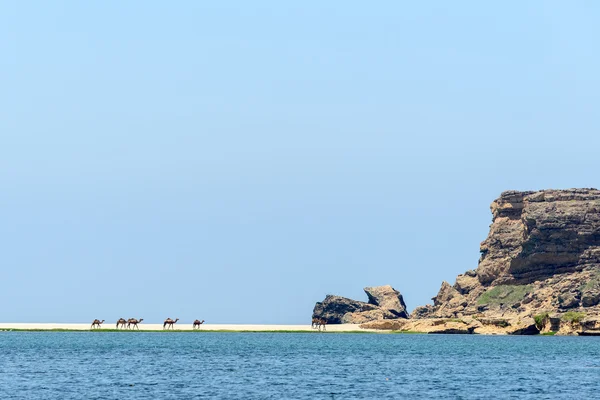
[581,271,600,291]
[477,285,532,305]
[561,311,585,324]
[534,312,550,330]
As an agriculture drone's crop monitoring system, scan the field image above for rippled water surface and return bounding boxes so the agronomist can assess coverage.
[1,332,600,399]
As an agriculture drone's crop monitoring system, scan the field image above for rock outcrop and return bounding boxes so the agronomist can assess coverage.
[414,189,600,334]
[364,285,409,318]
[477,189,600,285]
[318,189,600,335]
[313,285,408,324]
[360,319,409,330]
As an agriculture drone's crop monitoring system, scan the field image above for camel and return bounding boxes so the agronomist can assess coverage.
[311,317,320,329]
[319,318,327,331]
[312,317,327,331]
[193,319,205,329]
[163,318,179,329]
[116,318,127,329]
[91,319,105,329]
[127,318,143,330]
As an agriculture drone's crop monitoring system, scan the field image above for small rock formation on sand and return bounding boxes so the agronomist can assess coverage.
[313,285,408,324]
[402,189,600,335]
[364,285,409,318]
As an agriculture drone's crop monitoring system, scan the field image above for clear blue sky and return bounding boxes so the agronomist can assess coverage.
[1,2,599,323]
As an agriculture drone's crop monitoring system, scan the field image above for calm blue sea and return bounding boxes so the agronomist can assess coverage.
[1,332,599,399]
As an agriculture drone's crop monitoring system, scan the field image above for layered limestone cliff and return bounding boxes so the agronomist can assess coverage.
[406,188,600,335]
[318,189,600,334]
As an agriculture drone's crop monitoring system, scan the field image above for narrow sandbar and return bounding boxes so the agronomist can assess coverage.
[0,323,376,332]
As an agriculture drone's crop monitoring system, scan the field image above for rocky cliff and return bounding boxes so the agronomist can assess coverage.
[312,285,408,324]
[317,189,600,335]
[406,188,600,335]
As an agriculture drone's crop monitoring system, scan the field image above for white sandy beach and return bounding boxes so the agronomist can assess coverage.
[0,323,371,332]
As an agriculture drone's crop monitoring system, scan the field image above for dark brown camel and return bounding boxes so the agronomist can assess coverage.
[312,317,327,331]
[319,318,327,331]
[127,318,143,330]
[116,318,127,329]
[193,319,205,329]
[163,318,179,329]
[91,319,105,329]
[311,317,319,329]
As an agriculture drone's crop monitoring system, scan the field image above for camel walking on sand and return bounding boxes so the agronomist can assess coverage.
[163,318,179,329]
[311,317,319,329]
[312,317,327,331]
[91,319,105,329]
[193,319,205,329]
[318,318,327,331]
[127,318,143,330]
[116,318,127,329]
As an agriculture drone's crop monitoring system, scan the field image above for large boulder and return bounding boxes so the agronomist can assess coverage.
[582,290,600,307]
[558,292,580,309]
[359,320,409,330]
[454,273,479,295]
[312,295,375,324]
[312,285,409,324]
[342,309,396,324]
[363,285,409,318]
[505,317,539,335]
[432,281,461,306]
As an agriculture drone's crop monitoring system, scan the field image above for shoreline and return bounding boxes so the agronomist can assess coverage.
[0,323,376,333]
[0,323,568,335]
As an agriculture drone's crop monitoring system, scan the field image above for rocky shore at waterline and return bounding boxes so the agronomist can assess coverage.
[313,189,600,335]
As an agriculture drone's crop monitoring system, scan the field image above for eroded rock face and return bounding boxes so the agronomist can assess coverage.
[343,310,395,324]
[411,305,434,319]
[582,289,600,307]
[313,285,409,324]
[479,189,600,285]
[312,295,375,324]
[454,273,479,295]
[359,319,409,330]
[364,285,409,318]
[417,189,600,324]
